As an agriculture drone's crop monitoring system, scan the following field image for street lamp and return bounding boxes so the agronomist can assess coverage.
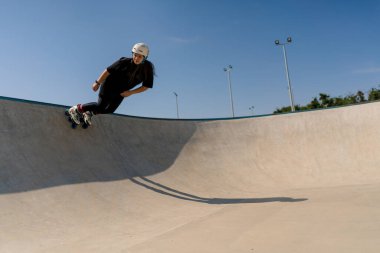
[173,92,179,119]
[275,36,296,112]
[249,106,255,116]
[223,65,235,117]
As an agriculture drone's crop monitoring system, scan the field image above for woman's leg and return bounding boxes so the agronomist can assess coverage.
[80,95,123,115]
[103,95,124,114]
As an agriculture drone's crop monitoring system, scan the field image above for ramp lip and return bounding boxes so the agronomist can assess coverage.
[0,95,272,121]
[1,95,379,122]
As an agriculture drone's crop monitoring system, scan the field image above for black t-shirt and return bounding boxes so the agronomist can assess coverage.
[101,57,154,96]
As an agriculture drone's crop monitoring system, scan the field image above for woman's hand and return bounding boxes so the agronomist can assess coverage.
[92,82,101,92]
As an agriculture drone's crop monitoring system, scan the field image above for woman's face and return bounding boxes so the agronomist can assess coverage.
[133,53,145,65]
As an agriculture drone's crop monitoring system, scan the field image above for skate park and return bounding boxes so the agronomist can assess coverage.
[1,96,380,253]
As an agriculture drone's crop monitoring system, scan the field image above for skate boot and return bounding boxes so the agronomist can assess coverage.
[68,105,82,125]
[83,111,94,126]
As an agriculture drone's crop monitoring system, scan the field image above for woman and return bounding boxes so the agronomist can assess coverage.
[68,42,155,126]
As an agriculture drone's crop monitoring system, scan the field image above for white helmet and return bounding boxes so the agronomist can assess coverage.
[132,42,149,58]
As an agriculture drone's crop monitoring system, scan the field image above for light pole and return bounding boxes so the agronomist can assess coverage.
[223,65,235,117]
[173,92,179,119]
[275,37,296,112]
[249,106,255,116]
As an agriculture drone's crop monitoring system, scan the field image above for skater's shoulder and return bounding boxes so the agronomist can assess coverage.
[143,60,155,75]
[118,57,133,62]
[143,59,153,67]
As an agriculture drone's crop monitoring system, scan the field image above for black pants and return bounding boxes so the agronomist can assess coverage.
[81,94,124,115]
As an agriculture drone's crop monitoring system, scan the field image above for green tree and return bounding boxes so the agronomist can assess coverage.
[273,106,292,114]
[273,86,380,114]
[273,105,302,114]
[356,90,366,103]
[319,93,334,107]
[306,97,321,109]
[368,87,380,101]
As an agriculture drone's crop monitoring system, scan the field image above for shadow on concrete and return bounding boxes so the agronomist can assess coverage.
[130,177,308,204]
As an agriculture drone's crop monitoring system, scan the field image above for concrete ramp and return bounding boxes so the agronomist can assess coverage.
[1,97,380,252]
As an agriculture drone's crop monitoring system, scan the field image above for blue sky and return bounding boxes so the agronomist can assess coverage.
[1,0,379,119]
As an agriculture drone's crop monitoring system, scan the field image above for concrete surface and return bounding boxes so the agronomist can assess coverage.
[1,97,380,252]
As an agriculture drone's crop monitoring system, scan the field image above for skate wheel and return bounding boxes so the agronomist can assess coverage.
[71,123,77,129]
[82,123,88,129]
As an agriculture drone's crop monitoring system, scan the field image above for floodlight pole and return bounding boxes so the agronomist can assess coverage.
[275,37,296,112]
[249,106,255,116]
[173,92,179,119]
[223,65,235,117]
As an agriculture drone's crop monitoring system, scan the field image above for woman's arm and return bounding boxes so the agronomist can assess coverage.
[92,69,110,91]
[120,86,149,97]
